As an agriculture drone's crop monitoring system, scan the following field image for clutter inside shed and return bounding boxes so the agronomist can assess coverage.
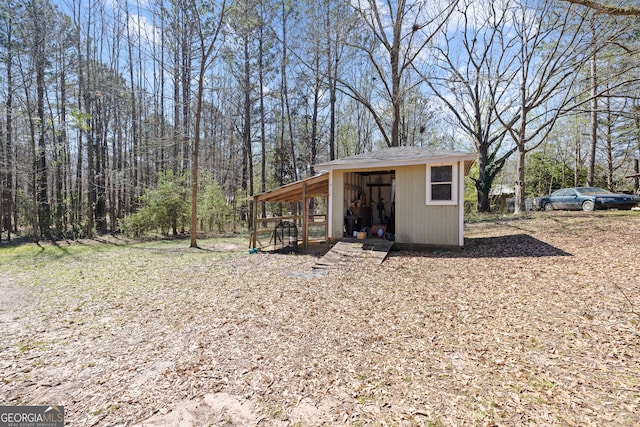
[344,171,395,240]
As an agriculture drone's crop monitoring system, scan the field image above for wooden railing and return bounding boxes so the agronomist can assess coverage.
[250,214,327,250]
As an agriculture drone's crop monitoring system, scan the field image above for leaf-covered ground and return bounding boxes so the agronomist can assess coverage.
[1,212,639,426]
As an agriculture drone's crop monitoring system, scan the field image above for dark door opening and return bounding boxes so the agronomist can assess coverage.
[344,171,395,237]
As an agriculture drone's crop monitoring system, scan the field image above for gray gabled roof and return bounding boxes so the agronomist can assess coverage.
[314,146,477,171]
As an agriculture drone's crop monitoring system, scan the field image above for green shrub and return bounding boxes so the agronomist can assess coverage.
[199,175,231,233]
[121,173,189,237]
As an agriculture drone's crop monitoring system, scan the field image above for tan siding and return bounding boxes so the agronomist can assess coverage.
[343,172,361,207]
[395,164,460,246]
[330,164,462,246]
[330,171,344,239]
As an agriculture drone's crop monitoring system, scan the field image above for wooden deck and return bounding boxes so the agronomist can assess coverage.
[312,237,395,269]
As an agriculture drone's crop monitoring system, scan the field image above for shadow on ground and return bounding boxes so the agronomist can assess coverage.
[391,234,571,259]
[464,234,571,257]
[299,234,571,260]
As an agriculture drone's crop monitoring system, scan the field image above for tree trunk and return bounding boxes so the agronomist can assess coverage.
[635,109,640,194]
[514,147,527,215]
[191,88,201,248]
[281,2,298,181]
[85,101,95,239]
[189,0,225,247]
[514,79,527,215]
[328,61,337,161]
[24,84,39,242]
[258,11,267,219]
[390,2,402,147]
[326,7,337,161]
[191,51,206,248]
[126,4,139,208]
[173,31,181,175]
[309,35,321,176]
[181,25,192,174]
[242,34,254,230]
[574,121,581,187]
[475,149,492,213]
[35,12,51,240]
[94,99,107,235]
[2,15,14,241]
[587,29,598,186]
[54,65,66,238]
[605,96,613,190]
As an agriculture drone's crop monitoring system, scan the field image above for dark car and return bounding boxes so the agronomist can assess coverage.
[538,187,638,212]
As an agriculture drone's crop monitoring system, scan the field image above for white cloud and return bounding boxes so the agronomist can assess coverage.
[127,12,160,46]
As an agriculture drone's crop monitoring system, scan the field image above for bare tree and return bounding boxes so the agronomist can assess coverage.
[186,0,226,248]
[582,15,640,186]
[587,21,598,186]
[0,1,19,241]
[491,0,593,214]
[345,0,457,147]
[124,0,141,216]
[227,0,260,228]
[20,0,56,240]
[325,0,344,161]
[562,0,640,17]
[257,0,274,217]
[633,101,640,193]
[321,0,352,160]
[549,11,640,190]
[419,0,519,212]
[50,12,75,238]
[279,0,298,180]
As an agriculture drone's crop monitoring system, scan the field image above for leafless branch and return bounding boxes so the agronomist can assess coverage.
[562,0,640,17]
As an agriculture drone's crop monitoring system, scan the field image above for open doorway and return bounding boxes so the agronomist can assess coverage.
[343,170,395,238]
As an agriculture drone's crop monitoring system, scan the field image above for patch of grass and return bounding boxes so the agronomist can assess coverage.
[268,406,284,419]
[425,418,446,427]
[266,406,284,420]
[465,211,535,224]
[90,407,104,416]
[356,396,368,404]
[0,235,248,273]
[17,339,48,353]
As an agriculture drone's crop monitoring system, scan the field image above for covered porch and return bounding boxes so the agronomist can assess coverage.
[250,172,330,251]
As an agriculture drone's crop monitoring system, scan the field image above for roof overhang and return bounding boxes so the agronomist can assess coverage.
[252,148,478,203]
[314,147,477,176]
[252,172,329,203]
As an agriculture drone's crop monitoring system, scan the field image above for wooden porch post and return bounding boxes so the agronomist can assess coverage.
[291,200,298,223]
[251,196,258,249]
[302,183,308,250]
[325,195,329,242]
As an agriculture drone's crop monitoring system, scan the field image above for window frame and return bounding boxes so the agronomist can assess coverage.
[426,163,458,206]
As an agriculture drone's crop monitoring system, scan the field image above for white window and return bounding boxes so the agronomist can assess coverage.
[426,164,457,205]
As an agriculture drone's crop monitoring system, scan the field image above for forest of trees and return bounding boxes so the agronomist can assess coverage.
[1,0,639,242]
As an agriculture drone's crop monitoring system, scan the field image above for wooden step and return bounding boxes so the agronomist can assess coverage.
[312,237,394,269]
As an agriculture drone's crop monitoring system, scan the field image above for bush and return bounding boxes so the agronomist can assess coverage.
[199,176,231,233]
[121,173,189,237]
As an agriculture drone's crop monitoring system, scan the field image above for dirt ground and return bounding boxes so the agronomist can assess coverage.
[1,212,639,426]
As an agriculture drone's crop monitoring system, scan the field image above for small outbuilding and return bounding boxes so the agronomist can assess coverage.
[315,147,476,250]
[250,147,476,251]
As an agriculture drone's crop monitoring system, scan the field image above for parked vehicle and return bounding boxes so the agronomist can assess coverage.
[538,187,639,212]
